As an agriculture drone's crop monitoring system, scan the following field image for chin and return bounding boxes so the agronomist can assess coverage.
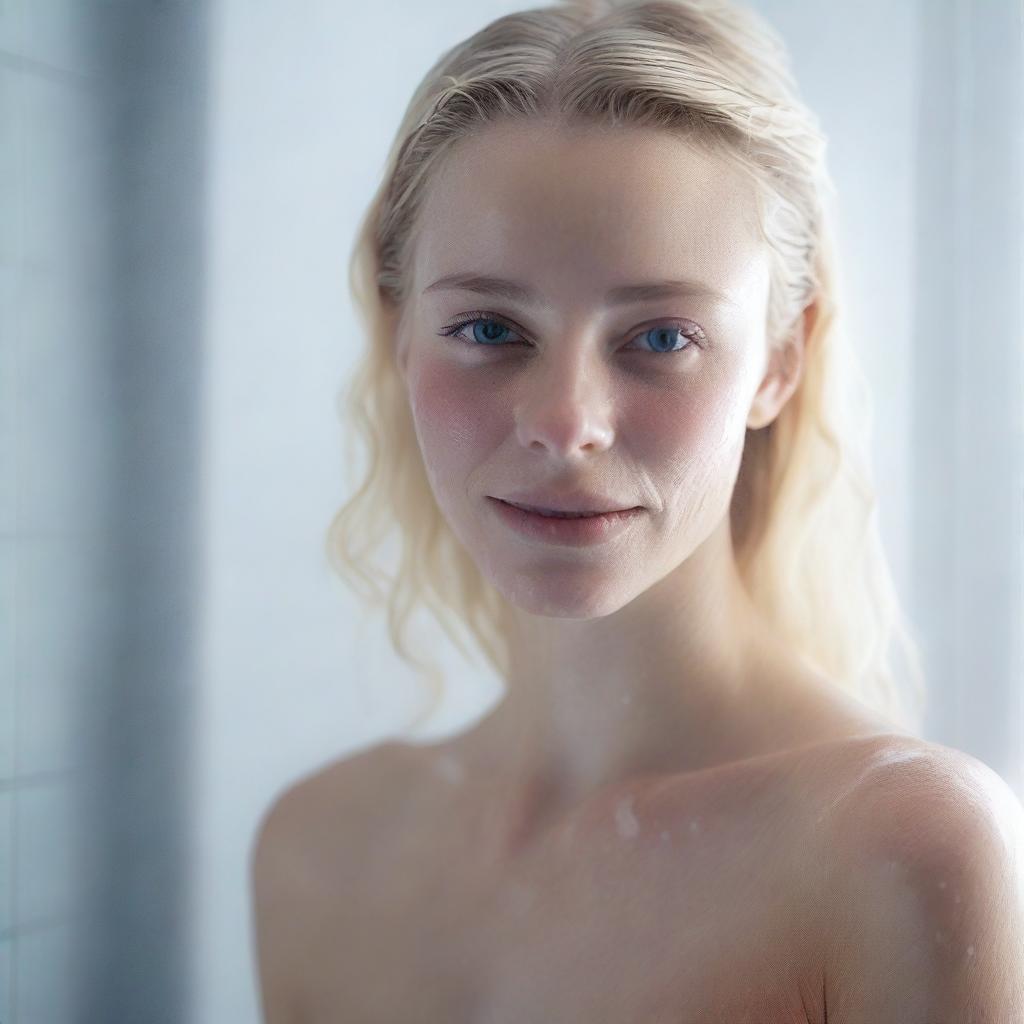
[488,565,642,620]
[441,503,653,618]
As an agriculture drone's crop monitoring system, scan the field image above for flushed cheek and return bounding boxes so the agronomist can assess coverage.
[627,377,749,538]
[406,352,748,514]
[627,377,745,474]
[406,357,502,498]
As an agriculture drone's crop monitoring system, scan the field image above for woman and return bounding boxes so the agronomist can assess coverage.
[252,1,1024,1020]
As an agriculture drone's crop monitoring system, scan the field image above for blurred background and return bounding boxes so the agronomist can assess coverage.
[1,0,1021,1021]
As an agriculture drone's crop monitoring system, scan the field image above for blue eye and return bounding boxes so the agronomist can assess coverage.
[438,311,703,354]
[442,316,524,347]
[635,324,697,354]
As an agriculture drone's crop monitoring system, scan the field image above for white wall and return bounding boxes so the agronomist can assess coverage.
[756,0,919,611]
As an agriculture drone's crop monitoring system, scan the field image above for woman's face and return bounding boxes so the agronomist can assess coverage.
[396,120,776,618]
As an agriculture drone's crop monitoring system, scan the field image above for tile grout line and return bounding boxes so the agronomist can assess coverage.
[0,49,101,91]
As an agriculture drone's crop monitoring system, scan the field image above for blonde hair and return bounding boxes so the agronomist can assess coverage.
[327,0,927,736]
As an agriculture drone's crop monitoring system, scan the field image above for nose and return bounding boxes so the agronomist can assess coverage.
[513,346,615,458]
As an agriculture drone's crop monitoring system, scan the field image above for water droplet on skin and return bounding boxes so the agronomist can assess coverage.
[938,880,947,889]
[966,944,975,957]
[660,830,670,841]
[434,753,465,784]
[615,795,640,839]
[689,817,701,834]
[621,694,632,706]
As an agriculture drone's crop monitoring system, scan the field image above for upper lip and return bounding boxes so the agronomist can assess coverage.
[492,489,643,515]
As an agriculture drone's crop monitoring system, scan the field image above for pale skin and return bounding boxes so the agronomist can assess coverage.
[251,119,1024,1022]
[392,117,895,842]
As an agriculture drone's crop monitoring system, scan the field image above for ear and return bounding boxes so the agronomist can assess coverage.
[746,296,818,431]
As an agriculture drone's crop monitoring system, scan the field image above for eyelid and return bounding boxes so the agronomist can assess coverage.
[439,310,530,345]
[438,309,706,350]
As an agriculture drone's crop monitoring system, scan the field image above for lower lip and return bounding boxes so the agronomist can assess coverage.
[488,497,645,546]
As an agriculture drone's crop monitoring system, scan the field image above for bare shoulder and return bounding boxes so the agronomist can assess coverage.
[251,738,421,884]
[821,736,1024,866]
[249,740,418,1023]
[817,737,1024,1020]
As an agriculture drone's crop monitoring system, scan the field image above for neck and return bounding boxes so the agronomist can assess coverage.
[460,516,794,810]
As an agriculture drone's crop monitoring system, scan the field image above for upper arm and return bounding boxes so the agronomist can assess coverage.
[822,745,1024,1022]
[249,784,322,1024]
[248,748,400,1023]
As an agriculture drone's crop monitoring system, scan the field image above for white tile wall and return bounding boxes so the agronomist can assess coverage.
[2,4,104,1020]
[0,266,17,540]
[0,936,13,1023]
[15,781,76,927]
[1,0,105,81]
[0,67,23,267]
[14,922,73,1024]
[15,540,95,778]
[16,70,107,540]
[18,1,100,81]
[20,72,103,276]
[0,0,25,56]
[0,791,11,935]
[15,265,108,538]
[0,22,21,1024]
[0,541,13,781]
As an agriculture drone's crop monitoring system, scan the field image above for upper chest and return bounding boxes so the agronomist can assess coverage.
[297,740,874,1024]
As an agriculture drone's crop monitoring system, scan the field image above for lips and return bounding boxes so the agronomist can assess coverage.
[501,501,612,519]
[490,496,645,545]
[494,489,641,516]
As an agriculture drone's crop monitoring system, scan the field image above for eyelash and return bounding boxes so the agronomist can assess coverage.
[437,310,706,355]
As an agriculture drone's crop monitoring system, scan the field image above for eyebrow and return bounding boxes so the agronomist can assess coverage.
[422,272,738,309]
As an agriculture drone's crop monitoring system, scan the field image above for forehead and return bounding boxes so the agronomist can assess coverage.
[411,121,766,303]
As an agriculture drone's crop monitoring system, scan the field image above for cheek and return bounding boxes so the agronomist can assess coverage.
[406,356,499,482]
[629,370,750,529]
[407,351,751,499]
[630,370,747,468]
